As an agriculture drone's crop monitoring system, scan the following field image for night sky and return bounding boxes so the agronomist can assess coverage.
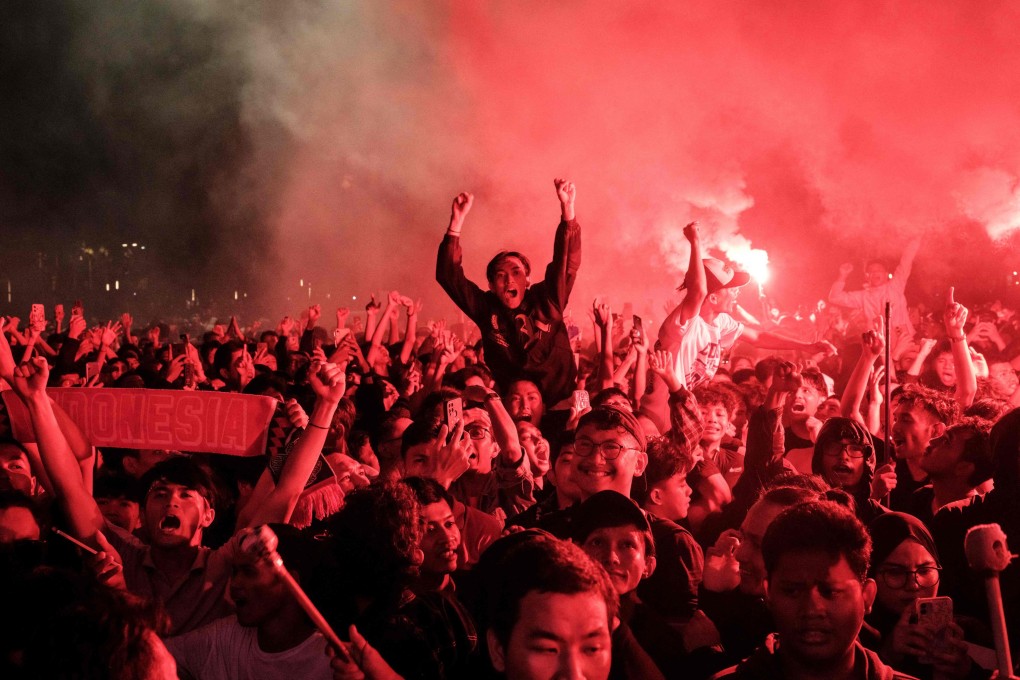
[3,1,1020,325]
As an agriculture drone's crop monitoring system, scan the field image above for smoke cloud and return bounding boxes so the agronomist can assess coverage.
[3,1,1020,323]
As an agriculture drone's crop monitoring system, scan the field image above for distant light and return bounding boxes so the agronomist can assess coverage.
[1013,271,1018,276]
[105,283,110,291]
[299,279,304,287]
[352,296,357,301]
[114,280,119,290]
[140,246,145,250]
[131,243,137,247]
[121,243,128,248]
[234,290,239,300]
[888,273,893,280]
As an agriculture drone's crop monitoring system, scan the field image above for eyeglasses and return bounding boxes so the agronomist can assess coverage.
[823,442,868,459]
[877,566,941,589]
[464,425,491,440]
[573,438,635,460]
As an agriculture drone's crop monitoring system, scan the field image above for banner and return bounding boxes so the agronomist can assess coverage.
[3,388,277,457]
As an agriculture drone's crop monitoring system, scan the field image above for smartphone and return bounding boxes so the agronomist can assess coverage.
[444,397,463,429]
[632,315,643,343]
[916,596,952,628]
[915,596,954,658]
[171,342,187,357]
[85,361,100,383]
[573,390,590,411]
[256,342,268,354]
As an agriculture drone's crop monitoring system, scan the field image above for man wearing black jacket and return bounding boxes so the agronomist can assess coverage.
[436,180,580,406]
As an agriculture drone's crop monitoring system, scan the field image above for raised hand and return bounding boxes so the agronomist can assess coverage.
[649,349,682,393]
[771,361,802,393]
[285,398,310,430]
[279,316,295,335]
[862,316,886,356]
[682,221,700,243]
[449,192,474,233]
[12,355,50,401]
[308,304,322,327]
[54,304,66,323]
[428,421,472,488]
[592,299,611,329]
[838,263,854,278]
[943,287,968,338]
[554,179,576,220]
[336,307,350,328]
[365,295,382,314]
[309,359,347,403]
[871,463,898,500]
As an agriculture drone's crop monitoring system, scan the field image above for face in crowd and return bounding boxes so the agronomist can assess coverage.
[572,424,647,499]
[488,255,530,311]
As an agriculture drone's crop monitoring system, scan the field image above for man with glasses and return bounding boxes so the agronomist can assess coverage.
[538,405,704,626]
[402,385,535,521]
[811,417,888,524]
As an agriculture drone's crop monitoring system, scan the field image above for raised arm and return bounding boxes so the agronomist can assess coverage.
[740,325,837,358]
[840,318,884,426]
[893,237,922,283]
[545,179,581,310]
[436,192,488,316]
[399,298,421,366]
[828,262,864,308]
[593,300,614,391]
[244,360,347,528]
[944,287,976,409]
[659,223,706,341]
[11,356,105,546]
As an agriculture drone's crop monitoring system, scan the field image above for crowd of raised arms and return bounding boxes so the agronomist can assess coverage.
[3,179,1020,680]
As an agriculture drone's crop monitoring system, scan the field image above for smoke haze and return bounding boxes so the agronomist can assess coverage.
[3,0,1020,323]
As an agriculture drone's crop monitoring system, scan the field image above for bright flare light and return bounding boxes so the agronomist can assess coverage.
[724,243,770,285]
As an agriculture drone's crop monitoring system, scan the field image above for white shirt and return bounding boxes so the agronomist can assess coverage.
[660,313,744,388]
[167,616,333,680]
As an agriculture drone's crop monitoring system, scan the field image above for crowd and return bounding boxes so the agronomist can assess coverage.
[2,179,1020,679]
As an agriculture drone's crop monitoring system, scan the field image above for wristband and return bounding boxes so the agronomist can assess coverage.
[950,335,966,343]
[484,393,502,403]
[307,422,330,430]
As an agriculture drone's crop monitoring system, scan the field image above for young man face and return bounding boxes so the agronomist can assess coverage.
[546,443,582,507]
[919,429,970,481]
[864,263,889,288]
[517,422,550,478]
[735,500,785,597]
[932,352,956,388]
[229,552,288,627]
[766,551,876,672]
[489,256,529,311]
[815,397,842,422]
[420,499,460,578]
[489,591,612,680]
[464,408,500,474]
[648,472,692,521]
[581,525,655,596]
[819,439,868,489]
[506,380,545,425]
[698,402,732,449]
[143,481,215,549]
[789,385,823,423]
[97,496,141,532]
[0,444,36,496]
[572,425,647,499]
[892,402,944,461]
[988,362,1020,399]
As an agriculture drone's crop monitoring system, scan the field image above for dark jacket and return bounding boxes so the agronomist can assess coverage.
[436,219,580,404]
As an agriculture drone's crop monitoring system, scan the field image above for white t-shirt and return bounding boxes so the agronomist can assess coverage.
[167,616,333,680]
[661,313,744,389]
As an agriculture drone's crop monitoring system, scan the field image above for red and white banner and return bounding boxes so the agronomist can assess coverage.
[3,388,277,457]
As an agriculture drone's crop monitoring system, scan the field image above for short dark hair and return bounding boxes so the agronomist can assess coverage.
[633,436,693,504]
[950,417,994,487]
[138,457,216,508]
[486,251,531,283]
[212,340,245,378]
[895,384,958,426]
[762,500,871,582]
[486,534,618,647]
[692,384,737,417]
[576,406,646,451]
[400,417,443,458]
[799,367,828,396]
[591,386,630,409]
[401,476,454,508]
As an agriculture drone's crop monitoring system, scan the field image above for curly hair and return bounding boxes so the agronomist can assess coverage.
[327,481,423,598]
[762,500,872,582]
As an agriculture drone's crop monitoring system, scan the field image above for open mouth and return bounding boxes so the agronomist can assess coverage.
[790,403,806,413]
[159,515,181,531]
